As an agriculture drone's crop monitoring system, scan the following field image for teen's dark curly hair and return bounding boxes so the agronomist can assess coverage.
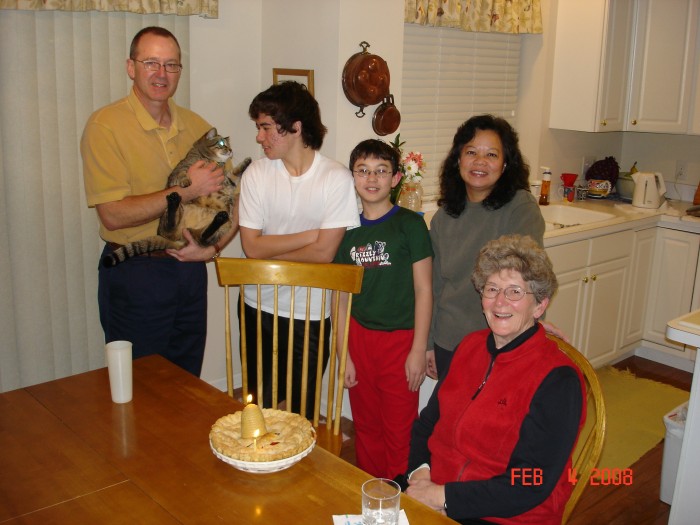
[248,81,327,150]
[438,114,530,218]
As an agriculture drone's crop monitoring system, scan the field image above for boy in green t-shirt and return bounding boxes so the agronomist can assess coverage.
[334,139,433,479]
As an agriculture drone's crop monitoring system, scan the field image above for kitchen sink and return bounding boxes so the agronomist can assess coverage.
[539,205,616,231]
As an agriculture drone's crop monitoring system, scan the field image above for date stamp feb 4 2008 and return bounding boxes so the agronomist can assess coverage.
[510,467,634,487]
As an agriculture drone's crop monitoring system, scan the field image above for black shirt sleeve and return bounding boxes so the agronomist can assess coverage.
[443,366,583,520]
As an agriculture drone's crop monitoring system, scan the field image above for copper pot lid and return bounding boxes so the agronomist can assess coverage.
[372,95,401,136]
[342,41,390,117]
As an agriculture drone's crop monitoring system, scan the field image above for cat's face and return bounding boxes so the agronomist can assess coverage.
[202,129,233,164]
[209,136,233,163]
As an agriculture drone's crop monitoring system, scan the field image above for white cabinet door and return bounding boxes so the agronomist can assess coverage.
[546,231,632,364]
[688,17,700,135]
[546,240,589,345]
[581,257,630,366]
[644,228,700,352]
[549,0,633,132]
[626,0,699,133]
[597,0,635,131]
[621,228,656,347]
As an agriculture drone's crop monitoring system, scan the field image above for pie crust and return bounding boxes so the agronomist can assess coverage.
[210,408,316,462]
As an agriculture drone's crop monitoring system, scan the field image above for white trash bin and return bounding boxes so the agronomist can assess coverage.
[660,401,688,504]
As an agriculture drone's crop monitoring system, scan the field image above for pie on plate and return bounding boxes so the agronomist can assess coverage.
[210,408,316,470]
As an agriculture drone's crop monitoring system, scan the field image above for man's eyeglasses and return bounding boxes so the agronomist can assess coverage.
[480,285,535,301]
[132,59,183,74]
[353,168,393,179]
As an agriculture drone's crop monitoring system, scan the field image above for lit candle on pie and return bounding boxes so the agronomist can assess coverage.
[241,394,267,438]
[253,428,259,452]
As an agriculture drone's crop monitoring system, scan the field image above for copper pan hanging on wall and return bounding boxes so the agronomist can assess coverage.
[342,41,391,118]
[372,94,401,136]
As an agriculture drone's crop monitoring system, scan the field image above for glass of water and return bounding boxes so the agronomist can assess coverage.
[361,478,401,525]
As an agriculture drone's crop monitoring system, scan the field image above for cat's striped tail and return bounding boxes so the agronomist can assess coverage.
[101,237,177,267]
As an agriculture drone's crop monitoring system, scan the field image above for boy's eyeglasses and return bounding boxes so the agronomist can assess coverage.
[132,59,183,74]
[353,168,393,179]
[480,285,535,301]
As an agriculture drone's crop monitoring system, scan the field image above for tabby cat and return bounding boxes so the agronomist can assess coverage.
[102,128,251,267]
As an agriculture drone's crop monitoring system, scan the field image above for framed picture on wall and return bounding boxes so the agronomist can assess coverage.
[272,68,314,96]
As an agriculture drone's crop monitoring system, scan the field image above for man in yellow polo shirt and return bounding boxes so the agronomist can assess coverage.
[81,26,232,376]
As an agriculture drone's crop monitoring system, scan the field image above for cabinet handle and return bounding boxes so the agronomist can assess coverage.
[582,276,589,283]
[631,119,637,125]
[591,275,597,281]
[601,120,607,126]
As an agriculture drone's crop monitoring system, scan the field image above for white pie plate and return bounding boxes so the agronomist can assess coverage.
[210,439,315,474]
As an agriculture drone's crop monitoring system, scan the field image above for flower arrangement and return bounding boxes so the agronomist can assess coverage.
[389,134,426,204]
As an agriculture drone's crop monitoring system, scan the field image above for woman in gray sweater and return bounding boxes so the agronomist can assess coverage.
[427,114,545,378]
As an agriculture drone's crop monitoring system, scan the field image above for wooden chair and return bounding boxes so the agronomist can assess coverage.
[546,334,606,524]
[215,257,364,455]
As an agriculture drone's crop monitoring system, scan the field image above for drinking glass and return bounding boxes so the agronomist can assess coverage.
[361,478,400,525]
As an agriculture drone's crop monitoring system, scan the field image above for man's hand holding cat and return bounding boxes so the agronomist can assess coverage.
[167,229,215,262]
[181,160,224,202]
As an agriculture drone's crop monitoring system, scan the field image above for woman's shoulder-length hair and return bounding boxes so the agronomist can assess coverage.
[438,114,530,217]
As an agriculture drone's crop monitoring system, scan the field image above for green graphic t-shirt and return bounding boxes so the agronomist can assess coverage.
[334,206,433,331]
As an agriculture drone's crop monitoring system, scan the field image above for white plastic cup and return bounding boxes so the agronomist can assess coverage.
[362,478,400,525]
[105,340,133,403]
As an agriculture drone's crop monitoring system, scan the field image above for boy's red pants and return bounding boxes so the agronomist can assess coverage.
[347,317,419,479]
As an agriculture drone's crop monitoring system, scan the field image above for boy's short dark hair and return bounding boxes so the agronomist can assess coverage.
[349,139,400,174]
[248,81,327,150]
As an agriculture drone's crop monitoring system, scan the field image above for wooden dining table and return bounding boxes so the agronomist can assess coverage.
[0,355,456,524]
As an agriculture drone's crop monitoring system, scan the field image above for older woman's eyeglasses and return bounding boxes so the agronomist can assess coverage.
[353,168,393,179]
[132,59,183,74]
[480,285,534,301]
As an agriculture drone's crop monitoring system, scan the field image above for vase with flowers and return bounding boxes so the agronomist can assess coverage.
[389,134,425,212]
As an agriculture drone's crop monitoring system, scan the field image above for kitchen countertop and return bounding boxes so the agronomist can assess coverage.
[540,198,700,247]
[422,198,700,247]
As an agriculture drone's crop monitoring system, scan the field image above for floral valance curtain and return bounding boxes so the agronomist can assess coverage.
[0,0,218,18]
[404,0,542,34]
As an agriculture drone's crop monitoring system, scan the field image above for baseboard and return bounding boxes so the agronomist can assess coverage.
[634,345,696,373]
[208,377,228,392]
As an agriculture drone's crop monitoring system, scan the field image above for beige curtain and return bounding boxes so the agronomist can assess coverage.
[404,0,542,34]
[0,0,218,18]
[0,9,191,392]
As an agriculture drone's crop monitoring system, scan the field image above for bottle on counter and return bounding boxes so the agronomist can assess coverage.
[538,167,551,205]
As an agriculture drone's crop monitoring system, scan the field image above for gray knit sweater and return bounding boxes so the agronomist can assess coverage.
[428,189,545,351]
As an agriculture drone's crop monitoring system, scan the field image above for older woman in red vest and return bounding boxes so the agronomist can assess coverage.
[404,234,586,525]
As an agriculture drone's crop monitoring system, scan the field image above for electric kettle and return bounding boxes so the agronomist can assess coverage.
[631,172,666,209]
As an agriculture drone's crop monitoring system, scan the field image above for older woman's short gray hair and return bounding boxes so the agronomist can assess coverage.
[471,234,558,303]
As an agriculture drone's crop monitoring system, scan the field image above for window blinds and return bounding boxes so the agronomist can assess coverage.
[401,24,521,202]
[0,10,189,392]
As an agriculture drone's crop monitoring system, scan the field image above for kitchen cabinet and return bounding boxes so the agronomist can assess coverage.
[549,0,699,134]
[689,21,700,135]
[644,228,700,354]
[546,231,633,366]
[629,0,699,133]
[620,228,656,347]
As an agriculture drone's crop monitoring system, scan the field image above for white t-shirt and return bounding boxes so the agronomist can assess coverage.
[239,151,360,319]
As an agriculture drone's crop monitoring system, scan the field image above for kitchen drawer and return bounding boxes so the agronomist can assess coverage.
[546,240,589,274]
[589,230,633,265]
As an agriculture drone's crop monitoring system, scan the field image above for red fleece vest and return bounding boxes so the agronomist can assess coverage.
[429,326,586,525]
